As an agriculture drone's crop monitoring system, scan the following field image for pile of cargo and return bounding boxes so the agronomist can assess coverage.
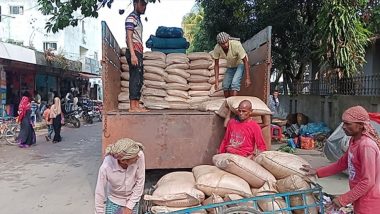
[146,26,190,54]
[117,49,131,110]
[144,151,318,214]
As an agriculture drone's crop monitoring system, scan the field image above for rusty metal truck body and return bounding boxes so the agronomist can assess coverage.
[101,21,272,169]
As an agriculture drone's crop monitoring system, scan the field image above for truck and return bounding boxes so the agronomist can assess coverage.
[100,21,273,170]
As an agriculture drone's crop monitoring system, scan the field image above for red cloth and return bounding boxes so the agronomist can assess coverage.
[317,135,380,214]
[18,96,30,122]
[218,118,267,157]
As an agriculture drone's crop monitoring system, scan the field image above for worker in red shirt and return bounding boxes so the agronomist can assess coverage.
[301,106,380,214]
[218,100,267,158]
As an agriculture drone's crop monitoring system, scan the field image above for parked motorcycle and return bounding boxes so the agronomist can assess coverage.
[93,102,103,122]
[64,110,81,128]
[79,105,94,124]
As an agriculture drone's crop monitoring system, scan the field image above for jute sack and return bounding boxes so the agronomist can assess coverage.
[165,96,189,103]
[189,90,210,97]
[121,81,129,88]
[120,47,127,56]
[165,74,188,85]
[192,165,252,198]
[208,75,224,84]
[209,59,228,69]
[167,53,187,60]
[223,194,254,208]
[142,88,167,97]
[187,69,211,77]
[165,83,190,91]
[202,193,224,214]
[166,69,190,79]
[143,51,166,62]
[169,101,191,110]
[251,188,259,197]
[167,90,189,99]
[188,52,212,61]
[121,72,130,81]
[143,60,166,69]
[144,66,168,77]
[210,90,225,97]
[121,87,129,92]
[143,100,170,110]
[121,64,129,72]
[256,182,287,214]
[150,206,206,214]
[143,96,165,102]
[196,99,226,112]
[226,96,272,116]
[188,75,210,83]
[190,59,213,70]
[189,96,210,106]
[118,92,130,102]
[189,83,212,91]
[120,56,128,64]
[212,153,276,188]
[210,67,227,75]
[118,102,130,110]
[166,63,190,70]
[144,80,166,89]
[215,101,229,118]
[144,73,165,82]
[255,151,313,180]
[144,172,205,207]
[276,175,318,214]
[166,57,189,65]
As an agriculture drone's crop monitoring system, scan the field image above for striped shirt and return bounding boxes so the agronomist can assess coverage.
[125,11,144,53]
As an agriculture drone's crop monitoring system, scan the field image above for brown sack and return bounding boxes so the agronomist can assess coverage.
[196,99,226,112]
[121,64,129,72]
[202,193,224,214]
[166,63,190,70]
[118,92,130,102]
[165,74,188,85]
[210,67,227,76]
[187,69,211,77]
[165,83,190,91]
[226,96,272,116]
[150,206,206,214]
[120,56,128,64]
[143,100,170,109]
[188,90,210,97]
[166,58,190,66]
[165,96,189,103]
[189,83,212,91]
[121,81,129,88]
[167,90,190,99]
[188,75,210,83]
[120,47,127,56]
[208,75,224,84]
[143,96,165,102]
[188,52,212,61]
[213,153,276,188]
[144,73,165,82]
[121,72,130,81]
[121,87,129,92]
[143,51,166,62]
[144,66,168,77]
[224,194,254,208]
[144,80,166,89]
[169,101,191,110]
[143,60,166,69]
[167,53,188,59]
[256,182,287,213]
[190,59,213,70]
[142,88,167,97]
[118,102,130,110]
[166,69,190,79]
[209,59,228,69]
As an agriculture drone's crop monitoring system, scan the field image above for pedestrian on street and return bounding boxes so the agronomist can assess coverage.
[16,96,36,148]
[125,0,149,112]
[50,97,62,143]
[95,138,145,214]
[43,104,54,141]
[301,106,380,214]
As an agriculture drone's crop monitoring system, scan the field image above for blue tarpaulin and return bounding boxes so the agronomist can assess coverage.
[299,122,331,137]
[146,35,189,49]
[156,26,184,38]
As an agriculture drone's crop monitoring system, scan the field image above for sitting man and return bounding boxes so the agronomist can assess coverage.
[218,100,267,158]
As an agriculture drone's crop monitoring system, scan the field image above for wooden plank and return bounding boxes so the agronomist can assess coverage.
[242,26,272,52]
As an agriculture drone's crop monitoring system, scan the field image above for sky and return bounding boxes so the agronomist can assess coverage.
[98,0,196,50]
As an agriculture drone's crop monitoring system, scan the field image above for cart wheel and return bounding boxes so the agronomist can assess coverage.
[222,206,262,214]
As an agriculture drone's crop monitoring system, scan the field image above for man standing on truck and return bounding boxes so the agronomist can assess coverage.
[218,100,267,158]
[212,32,252,98]
[125,0,149,112]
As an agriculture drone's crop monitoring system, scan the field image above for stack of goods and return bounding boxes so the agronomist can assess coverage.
[118,48,131,110]
[145,151,318,214]
[142,51,169,109]
[146,26,190,54]
[209,58,228,97]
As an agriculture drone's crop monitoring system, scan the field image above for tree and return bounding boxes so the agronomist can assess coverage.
[182,5,204,52]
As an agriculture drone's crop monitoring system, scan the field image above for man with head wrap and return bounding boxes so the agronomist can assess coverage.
[301,106,380,214]
[95,138,145,214]
[212,32,252,98]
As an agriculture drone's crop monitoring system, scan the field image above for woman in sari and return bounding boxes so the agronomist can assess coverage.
[16,96,36,148]
[50,97,62,143]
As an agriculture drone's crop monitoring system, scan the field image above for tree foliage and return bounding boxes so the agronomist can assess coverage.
[182,5,204,52]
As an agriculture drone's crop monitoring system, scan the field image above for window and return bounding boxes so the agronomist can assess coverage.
[43,42,57,51]
[10,6,23,15]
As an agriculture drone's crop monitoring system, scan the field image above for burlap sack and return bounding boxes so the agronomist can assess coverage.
[255,151,313,179]
[121,87,129,92]
[209,59,228,69]
[118,102,130,110]
[166,58,189,65]
[144,73,165,82]
[121,64,129,72]
[209,90,224,97]
[188,75,210,83]
[144,51,166,62]
[143,60,166,69]
[189,83,212,91]
[189,90,210,97]
[120,56,128,64]
[167,90,189,99]
[167,53,187,60]
[165,96,189,103]
[256,182,287,213]
[251,188,259,197]
[226,96,272,116]
[120,47,127,56]
[121,81,129,88]
[143,96,165,102]
[223,194,254,208]
[187,69,211,77]
[192,165,252,198]
[165,83,190,91]
[144,66,168,77]
[212,153,276,188]
[150,206,206,214]
[118,92,130,102]
[166,69,190,79]
[144,80,166,89]
[169,101,191,110]
[142,88,167,97]
[190,59,213,70]
[202,193,224,214]
[188,52,212,61]
[196,99,226,112]
[189,96,210,106]
[165,74,188,85]
[144,172,205,207]
[210,67,227,76]
[276,175,318,214]
[121,72,130,81]
[166,63,190,70]
[208,75,224,84]
[144,100,170,109]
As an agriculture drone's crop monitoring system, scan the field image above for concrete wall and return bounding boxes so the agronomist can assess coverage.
[281,94,380,129]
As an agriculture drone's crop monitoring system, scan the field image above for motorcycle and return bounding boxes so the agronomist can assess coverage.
[64,110,81,128]
[92,102,103,122]
[79,105,94,124]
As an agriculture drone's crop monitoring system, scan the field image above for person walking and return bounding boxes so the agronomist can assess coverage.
[16,96,36,148]
[43,104,54,141]
[50,97,62,143]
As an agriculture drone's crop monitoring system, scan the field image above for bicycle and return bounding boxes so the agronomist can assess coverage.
[0,117,20,145]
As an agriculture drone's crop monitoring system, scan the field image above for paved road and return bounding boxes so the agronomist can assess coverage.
[0,123,102,214]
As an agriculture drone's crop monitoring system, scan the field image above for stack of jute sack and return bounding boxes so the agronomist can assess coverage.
[118,48,131,110]
[142,51,170,109]
[164,53,191,109]
[215,96,273,117]
[144,151,318,214]
[209,58,228,98]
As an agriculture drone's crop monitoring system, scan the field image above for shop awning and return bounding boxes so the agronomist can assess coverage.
[0,42,36,64]
[79,72,101,79]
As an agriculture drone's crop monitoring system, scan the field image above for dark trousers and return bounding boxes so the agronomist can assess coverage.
[53,114,62,142]
[126,50,144,100]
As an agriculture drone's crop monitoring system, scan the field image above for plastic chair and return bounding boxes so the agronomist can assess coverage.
[271,124,283,140]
